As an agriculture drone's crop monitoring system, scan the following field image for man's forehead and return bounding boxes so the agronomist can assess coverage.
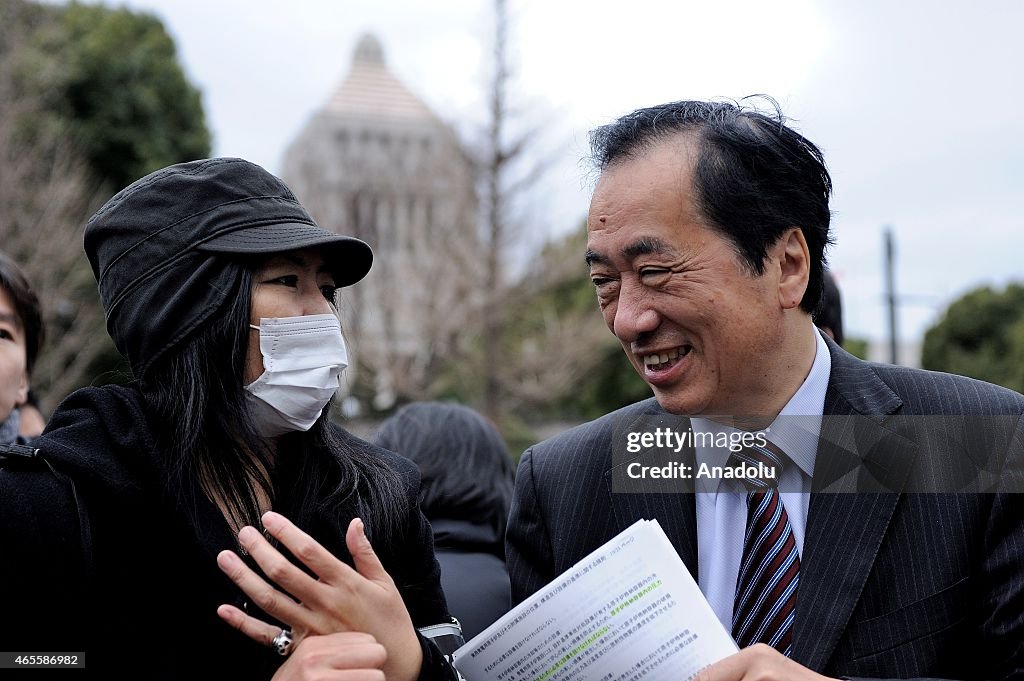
[592,131,699,187]
[589,137,699,217]
[585,133,704,267]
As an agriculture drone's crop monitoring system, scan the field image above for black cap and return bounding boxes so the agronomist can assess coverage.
[84,157,372,378]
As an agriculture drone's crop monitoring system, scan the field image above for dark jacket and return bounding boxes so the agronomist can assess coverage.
[507,337,1024,679]
[0,384,455,680]
[431,518,511,640]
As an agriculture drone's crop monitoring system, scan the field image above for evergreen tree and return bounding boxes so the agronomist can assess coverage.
[922,283,1024,393]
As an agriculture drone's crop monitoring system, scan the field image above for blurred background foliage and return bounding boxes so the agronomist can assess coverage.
[6,0,210,189]
[0,0,210,410]
[922,283,1024,394]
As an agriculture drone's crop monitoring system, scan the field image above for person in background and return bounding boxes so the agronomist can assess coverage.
[375,402,515,639]
[0,250,45,446]
[0,159,456,680]
[813,270,843,346]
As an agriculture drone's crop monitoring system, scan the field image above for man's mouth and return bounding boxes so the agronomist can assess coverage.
[640,345,693,371]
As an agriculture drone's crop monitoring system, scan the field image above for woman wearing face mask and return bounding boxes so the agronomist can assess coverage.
[0,159,457,680]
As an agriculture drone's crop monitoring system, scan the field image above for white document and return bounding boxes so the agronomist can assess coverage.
[453,519,737,681]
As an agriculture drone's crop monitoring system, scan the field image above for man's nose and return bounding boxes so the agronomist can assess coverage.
[613,280,660,343]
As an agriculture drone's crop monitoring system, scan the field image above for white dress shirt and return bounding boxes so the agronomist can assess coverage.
[692,326,831,632]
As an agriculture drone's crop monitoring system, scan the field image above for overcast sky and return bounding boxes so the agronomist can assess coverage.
[104,0,1024,347]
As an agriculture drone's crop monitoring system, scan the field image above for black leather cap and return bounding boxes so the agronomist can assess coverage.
[84,157,372,378]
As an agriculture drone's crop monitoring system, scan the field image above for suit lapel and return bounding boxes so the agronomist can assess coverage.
[791,339,918,670]
[601,407,699,581]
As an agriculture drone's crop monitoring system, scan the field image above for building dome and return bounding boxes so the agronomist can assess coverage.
[353,32,385,65]
[322,32,434,120]
[281,31,480,410]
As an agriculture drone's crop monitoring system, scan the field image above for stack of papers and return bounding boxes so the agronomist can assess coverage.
[453,519,737,681]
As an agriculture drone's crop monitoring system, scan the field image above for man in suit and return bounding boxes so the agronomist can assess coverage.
[506,99,1023,680]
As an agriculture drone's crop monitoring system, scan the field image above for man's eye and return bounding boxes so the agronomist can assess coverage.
[320,285,339,302]
[639,267,670,280]
[591,276,615,288]
[0,329,12,341]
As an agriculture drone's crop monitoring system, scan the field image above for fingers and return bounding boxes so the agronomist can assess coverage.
[261,511,356,585]
[216,603,282,646]
[332,672,384,681]
[236,523,327,603]
[695,646,753,681]
[310,632,387,668]
[345,518,390,585]
[216,549,307,626]
[272,633,388,681]
[258,512,390,590]
[696,644,802,681]
[331,666,386,681]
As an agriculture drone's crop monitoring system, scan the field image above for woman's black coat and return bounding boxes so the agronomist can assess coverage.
[0,384,455,680]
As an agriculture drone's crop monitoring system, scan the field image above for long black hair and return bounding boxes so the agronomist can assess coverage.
[138,260,407,543]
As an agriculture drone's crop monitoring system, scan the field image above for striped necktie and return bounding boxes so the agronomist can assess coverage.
[730,441,800,655]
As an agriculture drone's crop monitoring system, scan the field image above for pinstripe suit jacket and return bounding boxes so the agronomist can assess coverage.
[507,338,1024,680]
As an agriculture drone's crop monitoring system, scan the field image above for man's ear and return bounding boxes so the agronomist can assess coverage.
[776,227,810,310]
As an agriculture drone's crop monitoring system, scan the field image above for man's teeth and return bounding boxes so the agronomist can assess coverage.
[643,347,684,366]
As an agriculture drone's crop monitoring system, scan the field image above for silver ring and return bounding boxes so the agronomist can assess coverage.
[272,628,294,656]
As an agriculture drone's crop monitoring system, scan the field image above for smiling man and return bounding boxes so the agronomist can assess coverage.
[506,99,1024,680]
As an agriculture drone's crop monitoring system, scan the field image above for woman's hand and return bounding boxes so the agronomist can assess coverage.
[216,512,423,681]
[272,632,387,681]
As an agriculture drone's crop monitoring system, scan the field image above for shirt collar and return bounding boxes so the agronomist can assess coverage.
[691,324,830,491]
[766,326,831,479]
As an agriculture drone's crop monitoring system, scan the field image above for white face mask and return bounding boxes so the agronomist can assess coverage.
[244,314,348,437]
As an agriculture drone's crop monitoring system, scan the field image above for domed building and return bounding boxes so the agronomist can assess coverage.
[282,34,480,411]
